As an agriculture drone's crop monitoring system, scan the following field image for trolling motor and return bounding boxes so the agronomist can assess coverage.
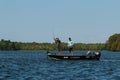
[47,51,51,55]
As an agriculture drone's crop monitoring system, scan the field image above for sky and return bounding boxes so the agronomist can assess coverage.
[0,0,120,43]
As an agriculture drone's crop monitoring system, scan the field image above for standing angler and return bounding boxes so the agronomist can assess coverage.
[68,37,74,55]
[54,38,63,55]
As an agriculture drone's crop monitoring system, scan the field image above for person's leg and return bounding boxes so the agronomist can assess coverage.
[71,50,74,55]
[69,48,73,55]
[58,46,63,55]
[69,48,71,55]
[71,48,74,56]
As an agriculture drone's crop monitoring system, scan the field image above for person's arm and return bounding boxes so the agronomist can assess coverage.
[54,38,59,43]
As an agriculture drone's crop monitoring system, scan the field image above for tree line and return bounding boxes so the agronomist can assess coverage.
[0,39,105,51]
[0,33,120,51]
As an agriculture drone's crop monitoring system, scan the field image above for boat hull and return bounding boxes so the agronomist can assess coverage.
[47,51,101,60]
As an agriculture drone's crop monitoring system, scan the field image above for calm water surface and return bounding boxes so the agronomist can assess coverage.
[0,50,120,80]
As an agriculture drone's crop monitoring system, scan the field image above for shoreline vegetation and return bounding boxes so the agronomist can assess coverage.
[0,33,120,51]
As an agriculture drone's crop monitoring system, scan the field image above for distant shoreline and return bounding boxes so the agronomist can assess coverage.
[0,33,120,51]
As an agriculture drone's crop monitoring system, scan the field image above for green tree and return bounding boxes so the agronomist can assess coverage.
[105,33,120,51]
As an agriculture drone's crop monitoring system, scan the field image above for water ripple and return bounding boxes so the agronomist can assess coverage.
[0,51,120,80]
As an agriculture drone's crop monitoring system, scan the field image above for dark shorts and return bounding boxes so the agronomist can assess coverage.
[69,47,73,52]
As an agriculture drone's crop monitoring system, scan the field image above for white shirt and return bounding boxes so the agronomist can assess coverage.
[68,40,74,47]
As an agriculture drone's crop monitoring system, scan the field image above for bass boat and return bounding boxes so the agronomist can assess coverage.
[47,51,101,60]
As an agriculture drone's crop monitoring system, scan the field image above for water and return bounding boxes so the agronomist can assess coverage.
[0,50,120,80]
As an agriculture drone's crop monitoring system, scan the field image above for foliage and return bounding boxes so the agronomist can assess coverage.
[105,33,120,51]
[0,39,20,50]
[0,39,105,50]
[1,33,120,51]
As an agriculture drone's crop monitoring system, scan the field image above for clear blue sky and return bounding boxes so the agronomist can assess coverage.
[0,0,120,43]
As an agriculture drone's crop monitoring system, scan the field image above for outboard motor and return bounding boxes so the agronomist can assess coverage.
[95,51,101,58]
